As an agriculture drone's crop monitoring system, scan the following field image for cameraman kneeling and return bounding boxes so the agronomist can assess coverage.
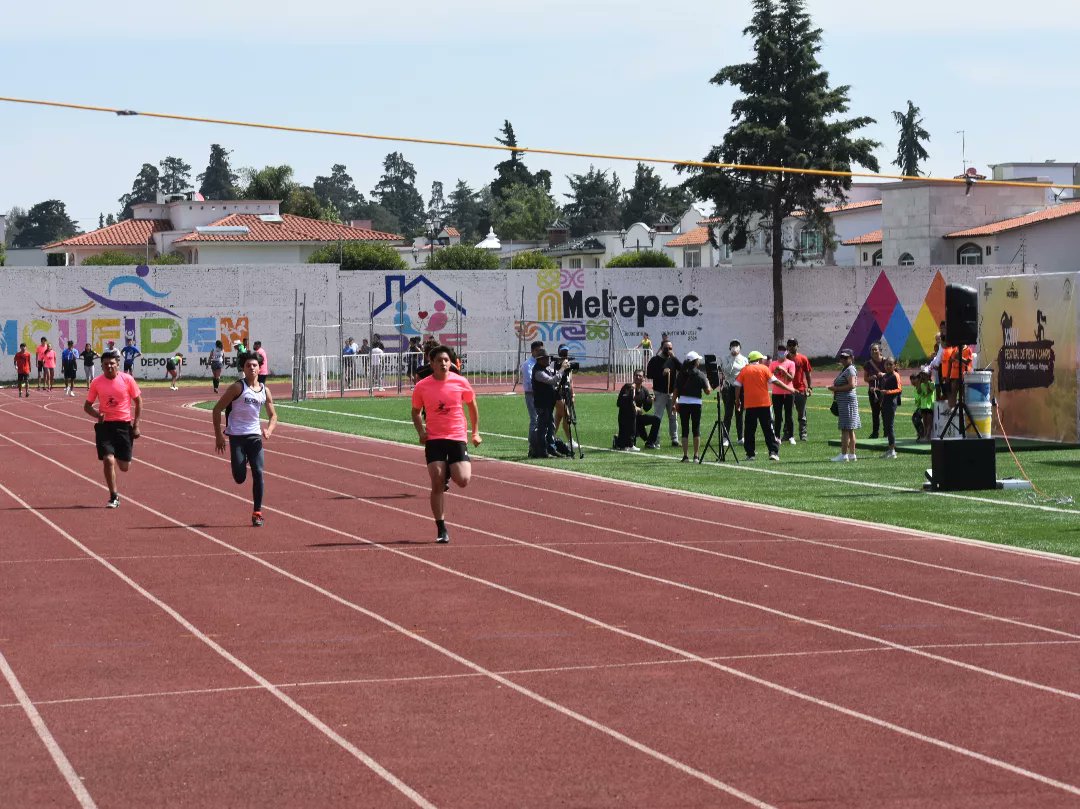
[615,370,661,450]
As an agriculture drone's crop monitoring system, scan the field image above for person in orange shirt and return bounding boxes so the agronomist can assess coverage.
[84,350,142,509]
[940,343,973,406]
[14,343,32,397]
[42,341,57,392]
[735,350,791,461]
[35,336,48,390]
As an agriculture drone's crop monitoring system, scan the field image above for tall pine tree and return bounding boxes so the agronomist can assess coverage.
[563,166,622,236]
[159,156,192,194]
[892,100,930,177]
[197,144,239,200]
[372,152,425,236]
[682,0,879,345]
[313,164,363,220]
[491,121,551,200]
[446,180,485,243]
[118,163,161,220]
[622,163,694,228]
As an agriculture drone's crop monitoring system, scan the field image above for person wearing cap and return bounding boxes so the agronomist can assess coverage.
[674,351,712,462]
[769,343,796,445]
[828,348,861,461]
[645,338,681,447]
[553,344,578,451]
[719,340,747,445]
[734,350,785,461]
[520,340,545,448]
[786,338,813,441]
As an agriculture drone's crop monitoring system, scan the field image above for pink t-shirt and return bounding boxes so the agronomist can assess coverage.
[411,374,475,441]
[87,373,142,422]
[769,358,794,396]
[43,349,57,369]
[256,347,268,375]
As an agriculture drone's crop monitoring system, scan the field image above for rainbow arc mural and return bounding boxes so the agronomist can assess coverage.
[840,271,947,360]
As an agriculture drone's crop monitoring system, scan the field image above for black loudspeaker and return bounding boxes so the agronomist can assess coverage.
[929,438,996,491]
[945,283,979,346]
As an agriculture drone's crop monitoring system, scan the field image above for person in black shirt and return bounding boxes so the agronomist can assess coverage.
[674,351,712,462]
[531,354,569,458]
[645,339,681,447]
[863,342,885,439]
[79,343,99,388]
[615,370,661,450]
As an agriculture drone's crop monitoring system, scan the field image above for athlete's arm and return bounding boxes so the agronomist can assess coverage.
[411,407,427,444]
[83,400,101,421]
[262,388,278,440]
[212,381,243,453]
[131,395,142,437]
[466,399,482,447]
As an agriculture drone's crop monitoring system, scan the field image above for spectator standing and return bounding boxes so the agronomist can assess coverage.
[253,341,269,385]
[342,337,357,388]
[121,338,142,377]
[370,337,385,390]
[863,342,885,439]
[520,340,544,449]
[42,341,57,391]
[735,350,782,461]
[769,343,796,445]
[645,339,681,447]
[14,343,32,397]
[786,338,813,441]
[675,351,712,462]
[878,357,903,459]
[80,343,99,388]
[719,340,747,445]
[61,340,80,397]
[35,336,48,390]
[828,348,861,461]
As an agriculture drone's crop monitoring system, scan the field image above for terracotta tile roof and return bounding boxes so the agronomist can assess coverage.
[793,199,882,217]
[944,202,1080,238]
[665,226,711,247]
[44,218,171,249]
[443,226,460,237]
[173,214,402,243]
[842,229,883,246]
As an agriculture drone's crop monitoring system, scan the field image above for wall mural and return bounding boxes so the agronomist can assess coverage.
[839,271,946,360]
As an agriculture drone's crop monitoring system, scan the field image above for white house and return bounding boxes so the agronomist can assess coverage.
[989,161,1080,201]
[541,208,706,268]
[43,192,402,265]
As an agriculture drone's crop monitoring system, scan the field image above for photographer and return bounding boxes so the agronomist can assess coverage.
[719,340,747,445]
[674,351,712,462]
[530,354,571,458]
[645,339,681,447]
[552,344,578,450]
[615,370,661,450]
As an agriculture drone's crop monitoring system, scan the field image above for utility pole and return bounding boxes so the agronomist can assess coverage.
[956,130,967,174]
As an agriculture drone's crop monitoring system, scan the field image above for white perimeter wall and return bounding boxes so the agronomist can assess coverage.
[0,262,1018,381]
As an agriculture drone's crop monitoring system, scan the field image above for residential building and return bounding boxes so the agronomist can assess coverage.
[43,192,402,265]
[989,161,1080,201]
[542,208,704,268]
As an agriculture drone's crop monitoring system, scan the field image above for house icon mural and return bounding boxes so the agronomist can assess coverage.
[371,274,468,351]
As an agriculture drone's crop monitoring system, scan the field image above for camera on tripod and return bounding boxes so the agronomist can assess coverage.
[554,347,580,373]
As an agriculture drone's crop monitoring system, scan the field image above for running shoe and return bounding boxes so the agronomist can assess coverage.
[787,437,796,445]
[436,528,450,544]
[645,442,660,450]
[830,453,848,462]
[106,493,120,509]
[883,449,898,459]
[252,511,264,527]
[626,445,641,452]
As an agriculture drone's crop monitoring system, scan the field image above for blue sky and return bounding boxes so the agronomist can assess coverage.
[3,0,1077,232]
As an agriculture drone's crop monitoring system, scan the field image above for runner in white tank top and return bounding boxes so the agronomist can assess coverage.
[213,352,277,527]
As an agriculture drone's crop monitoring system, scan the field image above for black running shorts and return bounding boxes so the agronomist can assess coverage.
[424,438,470,466]
[95,421,134,462]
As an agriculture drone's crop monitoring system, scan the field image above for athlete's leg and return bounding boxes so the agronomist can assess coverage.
[427,461,446,520]
[103,456,117,494]
[449,460,472,489]
[229,436,248,485]
[247,438,265,511]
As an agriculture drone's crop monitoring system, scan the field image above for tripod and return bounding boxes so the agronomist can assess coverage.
[557,370,585,459]
[699,389,740,464]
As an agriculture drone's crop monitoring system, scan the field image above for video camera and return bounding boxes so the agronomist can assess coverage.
[703,354,721,390]
[552,347,580,373]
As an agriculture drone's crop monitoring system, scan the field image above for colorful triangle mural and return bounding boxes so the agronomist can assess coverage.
[840,272,901,359]
[841,270,949,362]
[899,271,946,361]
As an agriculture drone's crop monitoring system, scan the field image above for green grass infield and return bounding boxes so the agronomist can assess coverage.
[200,390,1080,558]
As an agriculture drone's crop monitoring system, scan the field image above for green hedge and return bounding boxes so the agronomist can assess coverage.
[605,249,675,268]
[308,242,407,272]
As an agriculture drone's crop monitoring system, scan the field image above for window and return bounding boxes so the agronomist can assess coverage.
[568,257,582,269]
[898,253,915,266]
[985,245,992,256]
[957,243,983,265]
[799,229,823,256]
[862,252,868,262]
[872,250,883,266]
[589,257,601,268]
[684,248,701,268]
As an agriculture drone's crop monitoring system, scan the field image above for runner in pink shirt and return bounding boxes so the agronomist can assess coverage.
[35,337,48,390]
[411,345,481,543]
[42,343,57,391]
[84,350,142,509]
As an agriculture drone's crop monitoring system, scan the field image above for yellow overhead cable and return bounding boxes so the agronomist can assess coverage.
[3,94,1079,191]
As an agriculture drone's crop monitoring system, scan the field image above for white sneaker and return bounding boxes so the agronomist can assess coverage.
[883,449,897,459]
[830,453,848,462]
[722,438,730,447]
[768,453,780,461]
[627,445,641,452]
[847,454,857,461]
[787,437,796,445]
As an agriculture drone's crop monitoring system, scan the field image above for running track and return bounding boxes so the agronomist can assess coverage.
[2,386,1080,808]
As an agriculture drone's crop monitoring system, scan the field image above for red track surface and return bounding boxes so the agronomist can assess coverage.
[2,385,1080,808]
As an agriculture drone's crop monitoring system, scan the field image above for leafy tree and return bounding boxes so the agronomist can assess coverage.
[98,213,105,229]
[118,163,161,220]
[425,244,500,270]
[681,0,879,346]
[197,144,240,200]
[5,206,26,247]
[351,201,401,235]
[105,214,116,227]
[892,100,931,177]
[0,243,5,266]
[427,180,448,225]
[151,252,186,265]
[11,200,79,248]
[606,249,675,268]
[242,164,296,203]
[508,250,558,269]
[372,152,425,236]
[491,121,551,200]
[622,163,694,227]
[82,250,186,265]
[159,156,192,194]
[308,242,408,272]
[564,166,622,236]
[491,183,560,240]
[446,180,485,244]
[313,164,362,220]
[286,186,327,220]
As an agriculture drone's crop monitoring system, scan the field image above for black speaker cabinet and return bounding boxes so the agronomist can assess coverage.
[929,438,996,491]
[945,283,979,346]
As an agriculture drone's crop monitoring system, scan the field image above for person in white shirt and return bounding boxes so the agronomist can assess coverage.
[520,340,544,448]
[719,339,748,444]
[370,337,385,391]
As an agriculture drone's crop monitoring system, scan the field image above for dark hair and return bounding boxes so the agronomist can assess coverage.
[101,350,121,362]
[19,342,26,348]
[428,344,456,364]
[530,340,544,351]
[67,340,74,346]
[253,341,262,348]
[215,340,223,348]
[242,352,261,366]
[786,338,799,347]
[729,340,741,348]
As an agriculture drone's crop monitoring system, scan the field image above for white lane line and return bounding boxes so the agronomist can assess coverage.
[133,409,1080,644]
[0,436,775,809]
[0,648,99,809]
[266,400,1080,515]
[6,638,1080,712]
[162,399,1080,574]
[8,408,1080,798]
[0,480,437,809]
